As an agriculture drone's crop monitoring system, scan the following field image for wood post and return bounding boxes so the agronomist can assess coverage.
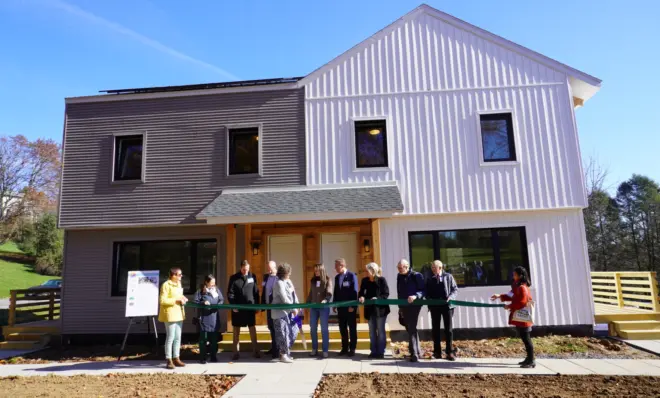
[226,224,236,328]
[48,290,55,320]
[614,272,624,308]
[371,219,381,266]
[650,272,660,312]
[8,290,16,327]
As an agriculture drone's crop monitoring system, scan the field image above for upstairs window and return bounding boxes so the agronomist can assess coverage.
[228,127,260,175]
[113,134,144,181]
[479,113,516,162]
[354,119,388,168]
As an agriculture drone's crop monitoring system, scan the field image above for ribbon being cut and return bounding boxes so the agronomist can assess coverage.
[185,298,504,310]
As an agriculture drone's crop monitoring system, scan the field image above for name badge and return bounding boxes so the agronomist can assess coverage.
[247,278,254,284]
[343,281,350,287]
[316,281,321,288]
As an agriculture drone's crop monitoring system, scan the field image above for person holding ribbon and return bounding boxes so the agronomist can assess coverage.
[307,263,332,358]
[158,267,187,370]
[358,262,390,359]
[227,260,260,361]
[333,258,359,357]
[262,260,279,359]
[194,274,223,364]
[426,260,458,361]
[396,259,425,362]
[272,262,300,363]
[490,266,535,368]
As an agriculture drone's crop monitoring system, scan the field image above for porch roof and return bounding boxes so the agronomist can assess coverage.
[197,184,404,223]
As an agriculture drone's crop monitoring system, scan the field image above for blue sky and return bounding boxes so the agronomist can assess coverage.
[1,0,658,189]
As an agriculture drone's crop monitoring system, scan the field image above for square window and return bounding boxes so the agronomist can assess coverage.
[354,120,388,168]
[479,113,516,162]
[114,135,143,181]
[228,127,259,175]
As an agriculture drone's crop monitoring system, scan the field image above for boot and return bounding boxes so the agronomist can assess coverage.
[166,359,175,370]
[520,357,535,368]
[173,357,186,367]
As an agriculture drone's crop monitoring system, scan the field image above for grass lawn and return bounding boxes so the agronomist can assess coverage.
[0,243,60,298]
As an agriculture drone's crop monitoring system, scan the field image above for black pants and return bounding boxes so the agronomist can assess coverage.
[430,306,454,355]
[267,310,277,353]
[517,327,534,360]
[402,306,422,358]
[337,308,357,352]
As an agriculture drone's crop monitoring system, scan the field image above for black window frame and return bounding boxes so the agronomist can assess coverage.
[354,119,389,169]
[228,127,260,176]
[408,226,529,287]
[479,112,517,162]
[113,134,144,182]
[111,239,217,296]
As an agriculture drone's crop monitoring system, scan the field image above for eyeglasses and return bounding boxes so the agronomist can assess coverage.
[175,273,183,277]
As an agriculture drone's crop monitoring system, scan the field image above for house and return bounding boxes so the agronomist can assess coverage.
[58,4,600,342]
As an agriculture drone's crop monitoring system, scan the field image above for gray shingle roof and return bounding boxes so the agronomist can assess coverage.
[197,185,403,219]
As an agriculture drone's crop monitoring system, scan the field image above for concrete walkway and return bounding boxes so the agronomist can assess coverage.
[1,352,660,397]
[618,339,660,356]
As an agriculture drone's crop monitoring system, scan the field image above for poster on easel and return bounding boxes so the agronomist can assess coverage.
[125,270,160,317]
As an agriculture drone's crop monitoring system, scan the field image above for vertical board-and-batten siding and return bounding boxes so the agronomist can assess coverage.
[60,89,305,228]
[304,12,586,214]
[61,226,225,334]
[378,209,594,331]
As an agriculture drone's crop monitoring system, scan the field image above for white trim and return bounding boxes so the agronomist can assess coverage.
[202,211,396,224]
[475,109,521,167]
[350,115,393,173]
[65,82,299,104]
[110,131,147,184]
[225,123,263,178]
[220,180,398,195]
[298,5,601,100]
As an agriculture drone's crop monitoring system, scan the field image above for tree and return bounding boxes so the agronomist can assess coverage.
[33,213,63,276]
[584,189,621,271]
[0,135,61,242]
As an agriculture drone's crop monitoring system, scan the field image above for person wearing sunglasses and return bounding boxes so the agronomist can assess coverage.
[158,267,188,369]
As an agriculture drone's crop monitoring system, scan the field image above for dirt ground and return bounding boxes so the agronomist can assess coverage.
[314,374,660,398]
[0,374,239,398]
[0,336,654,365]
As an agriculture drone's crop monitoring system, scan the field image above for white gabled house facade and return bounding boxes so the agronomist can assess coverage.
[300,4,601,333]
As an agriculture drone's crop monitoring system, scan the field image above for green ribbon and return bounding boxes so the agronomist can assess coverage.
[185,299,504,311]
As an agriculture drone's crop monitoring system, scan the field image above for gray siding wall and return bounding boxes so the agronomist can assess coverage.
[59,88,305,228]
[61,226,226,335]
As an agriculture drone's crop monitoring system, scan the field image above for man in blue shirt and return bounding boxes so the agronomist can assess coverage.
[333,258,359,356]
[261,260,279,359]
[396,259,425,362]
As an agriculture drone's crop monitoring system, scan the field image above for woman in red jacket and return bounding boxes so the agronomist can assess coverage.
[490,266,535,368]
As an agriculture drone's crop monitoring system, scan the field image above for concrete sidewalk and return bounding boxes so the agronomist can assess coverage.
[1,352,660,397]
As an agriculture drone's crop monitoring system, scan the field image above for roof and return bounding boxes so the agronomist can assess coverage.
[99,77,304,95]
[299,4,601,102]
[197,184,404,223]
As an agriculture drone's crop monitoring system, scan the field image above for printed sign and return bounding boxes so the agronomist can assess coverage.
[125,270,160,317]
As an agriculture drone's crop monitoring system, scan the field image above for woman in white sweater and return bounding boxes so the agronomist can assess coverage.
[271,262,300,363]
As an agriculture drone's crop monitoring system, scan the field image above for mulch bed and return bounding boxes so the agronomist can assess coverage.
[0,374,239,398]
[314,374,660,398]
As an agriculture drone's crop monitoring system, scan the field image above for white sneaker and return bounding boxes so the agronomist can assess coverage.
[309,350,318,357]
[322,352,329,358]
[280,354,293,363]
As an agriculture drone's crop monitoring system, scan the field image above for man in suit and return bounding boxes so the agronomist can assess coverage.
[396,258,425,362]
[227,260,260,361]
[262,260,279,359]
[426,260,458,360]
[333,258,359,356]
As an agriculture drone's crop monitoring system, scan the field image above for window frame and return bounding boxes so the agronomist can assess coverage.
[407,226,530,288]
[110,238,217,296]
[111,131,146,184]
[350,116,392,172]
[476,110,520,166]
[225,123,263,177]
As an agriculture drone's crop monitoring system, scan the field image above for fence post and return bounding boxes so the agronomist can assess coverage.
[649,272,660,312]
[48,290,55,320]
[614,273,624,308]
[8,290,16,326]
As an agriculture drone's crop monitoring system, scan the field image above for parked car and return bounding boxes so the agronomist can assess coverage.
[26,279,62,297]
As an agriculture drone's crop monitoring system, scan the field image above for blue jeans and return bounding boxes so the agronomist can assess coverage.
[368,315,386,356]
[309,307,330,352]
[164,321,182,359]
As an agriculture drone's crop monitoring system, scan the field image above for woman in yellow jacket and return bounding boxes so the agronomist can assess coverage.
[159,267,188,369]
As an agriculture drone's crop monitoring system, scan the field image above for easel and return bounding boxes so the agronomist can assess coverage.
[117,316,159,361]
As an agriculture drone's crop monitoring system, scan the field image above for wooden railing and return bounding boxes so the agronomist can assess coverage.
[591,272,660,312]
[8,288,60,326]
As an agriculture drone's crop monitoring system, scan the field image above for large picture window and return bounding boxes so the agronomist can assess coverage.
[409,227,529,287]
[112,239,217,296]
[354,119,388,168]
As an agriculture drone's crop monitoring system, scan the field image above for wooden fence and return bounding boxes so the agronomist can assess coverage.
[8,288,60,326]
[591,271,660,312]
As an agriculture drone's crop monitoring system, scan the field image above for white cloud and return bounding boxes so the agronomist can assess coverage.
[41,0,239,80]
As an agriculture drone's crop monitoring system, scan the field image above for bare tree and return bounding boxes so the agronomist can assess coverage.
[584,155,611,197]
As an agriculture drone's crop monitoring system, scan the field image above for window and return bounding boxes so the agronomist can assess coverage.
[479,113,516,162]
[112,239,217,296]
[409,227,529,287]
[114,135,144,181]
[228,127,260,175]
[354,119,388,168]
